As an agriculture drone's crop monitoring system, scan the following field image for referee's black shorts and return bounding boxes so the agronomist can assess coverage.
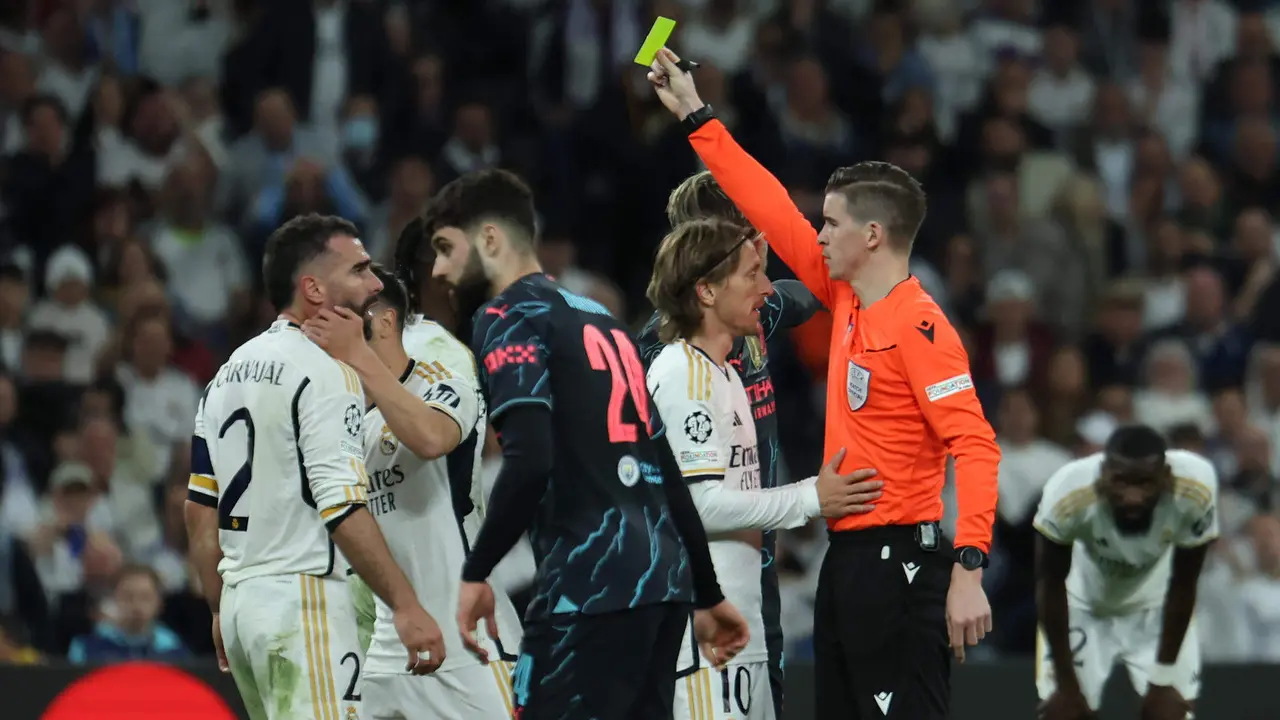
[813,522,952,718]
[513,601,690,720]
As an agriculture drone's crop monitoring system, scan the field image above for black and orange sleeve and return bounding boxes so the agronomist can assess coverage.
[688,119,835,308]
[898,306,1000,552]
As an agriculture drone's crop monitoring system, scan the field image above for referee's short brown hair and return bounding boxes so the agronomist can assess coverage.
[666,171,748,229]
[647,218,753,343]
[826,161,927,252]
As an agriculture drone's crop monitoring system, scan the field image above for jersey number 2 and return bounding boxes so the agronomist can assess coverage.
[583,325,651,443]
[218,408,256,532]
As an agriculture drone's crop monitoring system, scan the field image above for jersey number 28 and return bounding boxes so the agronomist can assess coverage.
[217,408,256,531]
[583,325,652,443]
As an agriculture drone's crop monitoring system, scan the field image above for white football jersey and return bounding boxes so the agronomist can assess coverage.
[1033,449,1219,616]
[362,331,523,676]
[647,340,766,667]
[188,319,369,587]
[401,317,487,515]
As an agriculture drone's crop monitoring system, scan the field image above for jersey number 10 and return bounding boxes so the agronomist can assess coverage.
[583,325,652,444]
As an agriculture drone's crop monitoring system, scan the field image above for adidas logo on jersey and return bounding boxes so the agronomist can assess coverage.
[733,412,743,427]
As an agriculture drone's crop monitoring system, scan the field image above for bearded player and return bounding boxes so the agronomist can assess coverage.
[1035,424,1217,720]
[305,265,523,718]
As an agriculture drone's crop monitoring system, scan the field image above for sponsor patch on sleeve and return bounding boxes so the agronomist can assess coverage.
[924,373,974,402]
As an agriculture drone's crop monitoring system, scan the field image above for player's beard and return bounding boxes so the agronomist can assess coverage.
[1112,504,1157,535]
[449,250,491,331]
[339,297,377,340]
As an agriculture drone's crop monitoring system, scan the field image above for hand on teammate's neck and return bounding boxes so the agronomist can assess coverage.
[850,254,911,308]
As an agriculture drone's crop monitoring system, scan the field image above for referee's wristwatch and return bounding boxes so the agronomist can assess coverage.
[955,546,989,571]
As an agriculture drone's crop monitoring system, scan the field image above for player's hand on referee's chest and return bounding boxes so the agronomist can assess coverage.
[814,448,882,518]
[945,562,992,663]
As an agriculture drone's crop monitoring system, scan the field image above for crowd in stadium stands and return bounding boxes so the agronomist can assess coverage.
[0,0,1279,669]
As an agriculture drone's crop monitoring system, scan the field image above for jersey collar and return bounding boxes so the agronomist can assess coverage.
[854,275,920,318]
[369,359,417,413]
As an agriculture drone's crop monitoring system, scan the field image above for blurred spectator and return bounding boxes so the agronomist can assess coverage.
[27,245,109,384]
[67,564,187,664]
[1040,345,1092,447]
[218,88,336,223]
[0,261,27,371]
[135,0,231,87]
[1168,0,1238,86]
[5,94,96,264]
[1083,280,1146,389]
[147,159,248,345]
[1029,22,1095,138]
[28,461,118,601]
[115,306,198,485]
[1130,33,1200,160]
[971,269,1056,396]
[1151,262,1251,390]
[35,7,97,123]
[1134,337,1214,435]
[682,0,754,76]
[365,155,433,264]
[971,170,1087,331]
[1231,513,1280,661]
[0,50,35,154]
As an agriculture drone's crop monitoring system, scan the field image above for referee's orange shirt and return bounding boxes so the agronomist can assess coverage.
[689,120,1000,552]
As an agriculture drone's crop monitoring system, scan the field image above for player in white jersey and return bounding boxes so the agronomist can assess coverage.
[1034,425,1218,720]
[304,266,523,719]
[184,215,444,720]
[645,219,879,720]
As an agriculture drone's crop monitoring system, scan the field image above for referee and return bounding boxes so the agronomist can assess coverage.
[648,49,1001,718]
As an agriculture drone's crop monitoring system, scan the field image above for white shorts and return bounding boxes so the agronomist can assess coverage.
[674,663,775,720]
[221,574,364,720]
[362,661,516,719]
[1036,605,1201,710]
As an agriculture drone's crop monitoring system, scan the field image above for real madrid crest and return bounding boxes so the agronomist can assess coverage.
[379,424,397,455]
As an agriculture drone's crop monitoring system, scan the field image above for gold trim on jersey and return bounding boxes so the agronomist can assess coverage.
[188,473,218,494]
[682,467,725,477]
[302,576,341,720]
[685,667,714,720]
[1173,476,1213,511]
[681,342,712,402]
[348,458,371,490]
[489,659,515,716]
[1049,486,1097,525]
[414,360,453,384]
[336,362,361,396]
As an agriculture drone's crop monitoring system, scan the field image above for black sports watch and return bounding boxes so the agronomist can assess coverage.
[955,546,989,571]
[681,104,716,134]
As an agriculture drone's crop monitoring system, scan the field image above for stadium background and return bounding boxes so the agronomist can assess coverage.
[1,0,1280,716]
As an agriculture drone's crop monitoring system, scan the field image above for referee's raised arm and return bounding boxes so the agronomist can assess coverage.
[649,48,1000,720]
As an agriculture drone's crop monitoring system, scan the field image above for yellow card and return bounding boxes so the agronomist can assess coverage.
[634,17,677,67]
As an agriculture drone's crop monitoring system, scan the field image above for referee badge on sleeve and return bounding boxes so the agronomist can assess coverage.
[846,361,871,411]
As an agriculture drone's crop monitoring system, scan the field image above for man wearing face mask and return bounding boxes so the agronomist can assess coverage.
[340,95,385,199]
[1035,425,1218,720]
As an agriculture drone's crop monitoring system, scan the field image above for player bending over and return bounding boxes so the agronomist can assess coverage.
[427,169,750,719]
[1035,424,1217,720]
[646,218,880,720]
[184,214,443,720]
[636,171,859,718]
[303,265,524,718]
